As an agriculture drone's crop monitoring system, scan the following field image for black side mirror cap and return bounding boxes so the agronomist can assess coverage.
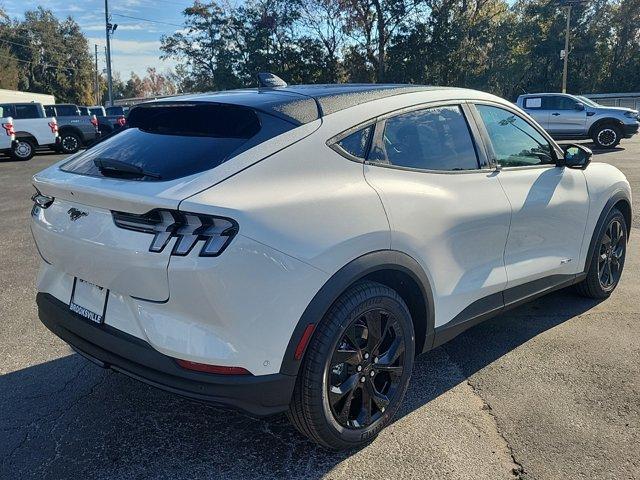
[561,143,592,169]
[575,103,585,111]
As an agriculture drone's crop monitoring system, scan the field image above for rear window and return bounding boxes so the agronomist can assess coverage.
[54,105,80,116]
[61,103,295,181]
[14,104,41,119]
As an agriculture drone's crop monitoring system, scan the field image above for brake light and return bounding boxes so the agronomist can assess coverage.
[112,209,238,257]
[48,121,58,134]
[116,115,126,127]
[175,359,250,375]
[2,122,14,137]
[90,115,98,127]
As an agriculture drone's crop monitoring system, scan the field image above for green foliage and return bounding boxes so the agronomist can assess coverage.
[0,7,95,104]
[162,0,640,97]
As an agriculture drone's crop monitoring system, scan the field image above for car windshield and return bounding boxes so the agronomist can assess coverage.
[576,96,600,107]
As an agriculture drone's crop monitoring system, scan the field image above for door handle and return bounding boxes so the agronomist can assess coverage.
[552,112,561,116]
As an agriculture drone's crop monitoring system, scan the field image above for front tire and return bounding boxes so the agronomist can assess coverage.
[576,208,627,299]
[11,138,35,161]
[592,124,621,149]
[288,281,415,450]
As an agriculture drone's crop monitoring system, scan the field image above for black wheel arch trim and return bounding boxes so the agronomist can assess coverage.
[584,191,632,275]
[588,118,624,138]
[58,126,84,142]
[279,250,435,377]
[14,132,38,145]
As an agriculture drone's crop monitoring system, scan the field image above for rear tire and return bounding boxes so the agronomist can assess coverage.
[59,131,81,154]
[11,138,35,161]
[592,124,621,149]
[575,208,627,299]
[287,280,415,450]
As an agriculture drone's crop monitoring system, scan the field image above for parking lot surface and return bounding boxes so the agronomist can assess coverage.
[1,141,639,480]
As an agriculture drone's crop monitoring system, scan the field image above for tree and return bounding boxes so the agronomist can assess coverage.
[1,8,95,103]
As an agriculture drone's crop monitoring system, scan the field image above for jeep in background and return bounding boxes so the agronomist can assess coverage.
[44,104,99,154]
[517,93,639,149]
[0,102,58,160]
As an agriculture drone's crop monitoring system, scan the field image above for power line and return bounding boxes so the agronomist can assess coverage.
[0,53,84,72]
[0,37,45,52]
[112,13,183,28]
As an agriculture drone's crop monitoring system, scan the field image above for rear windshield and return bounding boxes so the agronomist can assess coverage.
[61,103,295,181]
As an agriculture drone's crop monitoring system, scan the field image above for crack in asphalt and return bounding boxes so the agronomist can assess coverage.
[442,346,527,480]
[0,369,110,467]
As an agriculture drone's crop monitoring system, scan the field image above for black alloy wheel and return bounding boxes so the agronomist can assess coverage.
[328,308,405,429]
[597,217,626,291]
[576,208,627,299]
[288,280,415,450]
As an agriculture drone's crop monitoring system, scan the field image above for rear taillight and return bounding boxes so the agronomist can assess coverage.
[2,122,14,137]
[90,115,98,127]
[48,121,58,134]
[116,116,126,127]
[112,209,238,257]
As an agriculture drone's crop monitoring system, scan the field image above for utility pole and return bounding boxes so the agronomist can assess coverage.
[562,4,571,93]
[558,0,587,93]
[104,0,116,107]
[94,44,99,105]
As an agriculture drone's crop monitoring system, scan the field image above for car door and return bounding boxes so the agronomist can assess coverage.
[471,103,589,296]
[362,103,512,328]
[544,95,587,135]
[521,96,549,130]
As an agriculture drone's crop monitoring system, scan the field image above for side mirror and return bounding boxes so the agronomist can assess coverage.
[575,103,585,111]
[562,144,592,169]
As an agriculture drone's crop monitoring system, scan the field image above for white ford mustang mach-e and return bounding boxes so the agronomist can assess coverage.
[31,77,632,450]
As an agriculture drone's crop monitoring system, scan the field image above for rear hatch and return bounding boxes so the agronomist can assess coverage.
[31,101,311,301]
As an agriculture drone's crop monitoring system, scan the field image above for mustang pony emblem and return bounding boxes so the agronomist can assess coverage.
[67,208,88,221]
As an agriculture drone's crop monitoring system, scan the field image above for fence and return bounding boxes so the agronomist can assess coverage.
[583,92,640,110]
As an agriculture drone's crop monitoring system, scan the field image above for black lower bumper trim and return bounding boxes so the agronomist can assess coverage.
[623,123,639,137]
[37,293,295,416]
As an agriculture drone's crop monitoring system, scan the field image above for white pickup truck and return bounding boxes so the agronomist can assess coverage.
[0,102,58,160]
[0,114,16,155]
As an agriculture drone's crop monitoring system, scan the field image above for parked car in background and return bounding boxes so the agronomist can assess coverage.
[105,105,129,116]
[517,92,639,149]
[0,112,16,156]
[32,80,632,450]
[0,102,58,160]
[87,105,127,135]
[44,104,99,154]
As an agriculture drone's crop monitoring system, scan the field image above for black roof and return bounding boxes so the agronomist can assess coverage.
[153,84,441,125]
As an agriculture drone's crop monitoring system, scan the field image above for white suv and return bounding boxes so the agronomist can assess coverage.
[31,79,632,450]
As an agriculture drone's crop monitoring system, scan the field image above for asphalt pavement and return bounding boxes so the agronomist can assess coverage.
[1,140,638,480]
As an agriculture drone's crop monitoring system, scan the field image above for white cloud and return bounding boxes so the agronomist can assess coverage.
[88,37,176,77]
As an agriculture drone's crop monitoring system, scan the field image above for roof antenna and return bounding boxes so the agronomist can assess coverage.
[257,72,287,88]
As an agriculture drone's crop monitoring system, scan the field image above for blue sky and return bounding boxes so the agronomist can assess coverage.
[3,0,195,78]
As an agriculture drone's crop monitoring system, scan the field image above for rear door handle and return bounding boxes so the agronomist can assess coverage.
[552,112,561,116]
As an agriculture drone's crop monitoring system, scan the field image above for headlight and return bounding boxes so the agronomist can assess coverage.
[112,209,238,257]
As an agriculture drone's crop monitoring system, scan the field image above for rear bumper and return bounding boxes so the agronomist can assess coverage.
[623,123,639,138]
[37,292,296,416]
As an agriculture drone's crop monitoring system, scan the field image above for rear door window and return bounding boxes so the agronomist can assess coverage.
[54,105,80,116]
[523,97,542,109]
[370,105,479,171]
[62,103,295,181]
[13,104,41,119]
